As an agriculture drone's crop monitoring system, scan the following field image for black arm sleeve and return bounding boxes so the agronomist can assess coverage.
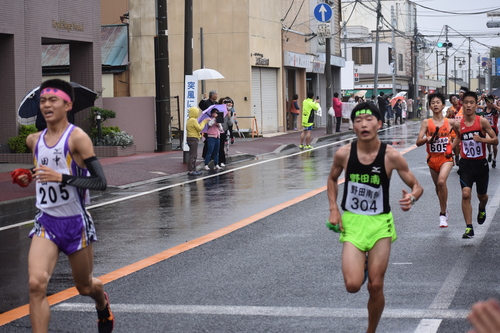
[61,156,107,191]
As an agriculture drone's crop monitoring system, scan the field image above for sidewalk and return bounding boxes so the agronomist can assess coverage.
[0,124,351,213]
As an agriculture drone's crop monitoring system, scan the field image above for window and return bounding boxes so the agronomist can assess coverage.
[352,47,372,65]
[398,54,403,71]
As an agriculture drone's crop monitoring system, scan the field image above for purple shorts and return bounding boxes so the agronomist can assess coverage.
[29,211,97,255]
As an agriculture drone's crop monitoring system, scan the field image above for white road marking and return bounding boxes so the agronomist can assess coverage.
[53,303,469,320]
[414,319,443,333]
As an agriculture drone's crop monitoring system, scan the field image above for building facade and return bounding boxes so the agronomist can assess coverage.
[0,0,102,147]
[102,0,344,135]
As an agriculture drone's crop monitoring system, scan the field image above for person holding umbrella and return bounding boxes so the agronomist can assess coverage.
[203,108,224,170]
[11,79,114,333]
[186,106,209,176]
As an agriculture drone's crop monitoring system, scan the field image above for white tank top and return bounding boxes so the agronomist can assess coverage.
[35,124,90,217]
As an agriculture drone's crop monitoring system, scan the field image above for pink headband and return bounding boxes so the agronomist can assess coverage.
[40,87,72,103]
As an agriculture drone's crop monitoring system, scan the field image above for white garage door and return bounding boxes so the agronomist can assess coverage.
[251,67,278,133]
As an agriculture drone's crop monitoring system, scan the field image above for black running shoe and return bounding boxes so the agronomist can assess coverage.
[478,205,486,225]
[488,153,492,162]
[462,227,474,239]
[97,292,114,333]
[492,160,496,168]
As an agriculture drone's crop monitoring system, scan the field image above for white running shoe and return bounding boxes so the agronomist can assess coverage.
[439,215,448,228]
[204,165,210,171]
[215,165,221,170]
[220,163,225,167]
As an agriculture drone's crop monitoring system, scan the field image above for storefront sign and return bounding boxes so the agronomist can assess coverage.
[256,57,269,66]
[283,51,312,69]
[52,20,84,32]
[182,75,198,152]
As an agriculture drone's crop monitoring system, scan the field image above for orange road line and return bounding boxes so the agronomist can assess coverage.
[0,184,336,326]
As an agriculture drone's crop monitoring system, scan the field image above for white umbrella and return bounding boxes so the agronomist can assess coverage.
[193,68,224,80]
[395,91,407,97]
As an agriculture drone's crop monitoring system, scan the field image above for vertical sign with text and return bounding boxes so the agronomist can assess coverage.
[183,75,198,151]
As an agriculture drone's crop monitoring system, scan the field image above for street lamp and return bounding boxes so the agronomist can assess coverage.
[453,56,466,94]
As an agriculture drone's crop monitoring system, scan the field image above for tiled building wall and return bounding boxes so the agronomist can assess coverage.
[0,0,101,147]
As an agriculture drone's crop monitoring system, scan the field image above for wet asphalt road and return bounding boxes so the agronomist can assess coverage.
[1,121,500,332]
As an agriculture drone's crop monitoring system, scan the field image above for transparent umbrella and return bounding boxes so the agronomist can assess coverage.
[193,68,224,80]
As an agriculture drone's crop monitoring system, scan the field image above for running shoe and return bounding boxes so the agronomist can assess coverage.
[215,165,221,170]
[299,144,304,149]
[97,292,114,333]
[462,227,474,239]
[455,156,460,166]
[478,205,486,225]
[192,171,202,176]
[306,145,314,149]
[439,215,448,228]
[220,163,225,167]
[488,153,492,162]
[204,165,210,171]
[492,160,496,168]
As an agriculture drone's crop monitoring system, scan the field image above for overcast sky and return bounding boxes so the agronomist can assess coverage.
[415,0,500,61]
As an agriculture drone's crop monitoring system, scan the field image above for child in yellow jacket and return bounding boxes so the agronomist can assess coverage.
[186,107,209,175]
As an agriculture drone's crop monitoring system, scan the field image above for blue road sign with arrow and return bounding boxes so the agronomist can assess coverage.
[314,3,333,22]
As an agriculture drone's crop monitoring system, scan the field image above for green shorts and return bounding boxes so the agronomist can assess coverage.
[339,211,397,251]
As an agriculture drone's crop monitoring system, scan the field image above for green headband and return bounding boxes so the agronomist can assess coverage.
[354,109,374,117]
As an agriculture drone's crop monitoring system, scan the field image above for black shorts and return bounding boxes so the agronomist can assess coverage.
[458,158,489,194]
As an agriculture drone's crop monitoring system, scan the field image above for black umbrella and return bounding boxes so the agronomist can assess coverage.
[18,82,98,128]
[490,87,500,98]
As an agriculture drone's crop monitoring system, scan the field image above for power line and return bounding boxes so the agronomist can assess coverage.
[412,2,500,16]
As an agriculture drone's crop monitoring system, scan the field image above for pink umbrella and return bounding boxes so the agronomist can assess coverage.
[390,96,405,107]
[198,104,228,133]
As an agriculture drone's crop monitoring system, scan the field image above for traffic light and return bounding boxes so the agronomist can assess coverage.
[437,42,453,48]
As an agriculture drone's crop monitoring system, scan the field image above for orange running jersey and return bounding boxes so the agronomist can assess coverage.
[426,118,451,155]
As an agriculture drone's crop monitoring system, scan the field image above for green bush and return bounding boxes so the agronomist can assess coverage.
[8,125,38,153]
[90,126,121,140]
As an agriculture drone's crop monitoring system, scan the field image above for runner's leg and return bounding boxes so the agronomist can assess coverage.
[366,238,391,333]
[28,236,59,333]
[341,242,367,293]
[68,244,106,310]
[462,187,473,226]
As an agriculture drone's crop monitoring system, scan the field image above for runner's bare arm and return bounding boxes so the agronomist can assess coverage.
[415,119,429,147]
[476,118,498,145]
[386,146,423,211]
[327,145,349,228]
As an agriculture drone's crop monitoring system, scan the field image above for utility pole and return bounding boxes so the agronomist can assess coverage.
[444,25,449,97]
[468,37,471,88]
[324,0,332,134]
[200,27,205,95]
[413,6,419,108]
[155,0,171,151]
[391,6,396,96]
[183,0,193,162]
[373,0,381,98]
[343,21,347,59]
